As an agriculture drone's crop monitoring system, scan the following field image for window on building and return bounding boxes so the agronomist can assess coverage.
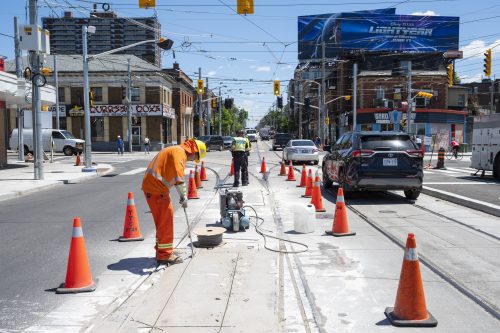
[91,87,103,102]
[457,94,465,107]
[376,86,385,100]
[131,87,140,102]
[58,87,65,103]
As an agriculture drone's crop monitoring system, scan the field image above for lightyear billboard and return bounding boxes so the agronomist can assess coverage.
[298,11,459,60]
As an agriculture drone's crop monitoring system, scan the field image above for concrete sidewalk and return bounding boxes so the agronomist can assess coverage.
[0,158,112,202]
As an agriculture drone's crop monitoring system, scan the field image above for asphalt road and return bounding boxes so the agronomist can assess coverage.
[0,155,181,331]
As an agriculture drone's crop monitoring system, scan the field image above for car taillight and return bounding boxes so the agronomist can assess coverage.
[351,149,374,157]
[406,150,423,157]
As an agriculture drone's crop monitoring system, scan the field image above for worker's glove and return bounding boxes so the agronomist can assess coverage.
[179,196,188,208]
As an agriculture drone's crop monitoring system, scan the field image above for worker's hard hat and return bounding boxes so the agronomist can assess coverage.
[194,139,206,163]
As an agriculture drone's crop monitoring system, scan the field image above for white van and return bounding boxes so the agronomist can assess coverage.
[10,128,85,156]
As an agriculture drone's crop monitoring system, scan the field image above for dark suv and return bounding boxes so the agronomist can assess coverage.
[198,135,224,152]
[322,131,423,199]
[272,133,291,150]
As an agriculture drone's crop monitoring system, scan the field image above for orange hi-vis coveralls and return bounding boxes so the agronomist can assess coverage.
[142,141,197,260]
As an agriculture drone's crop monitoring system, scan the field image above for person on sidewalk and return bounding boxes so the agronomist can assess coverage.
[117,136,124,155]
[231,130,250,187]
[142,138,206,265]
[143,136,151,155]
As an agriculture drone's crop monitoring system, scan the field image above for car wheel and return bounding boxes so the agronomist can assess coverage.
[63,146,74,156]
[404,189,421,200]
[322,165,333,189]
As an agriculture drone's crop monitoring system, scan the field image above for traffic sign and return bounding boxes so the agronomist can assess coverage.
[389,111,402,124]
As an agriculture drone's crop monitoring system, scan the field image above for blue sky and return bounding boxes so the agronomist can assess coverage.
[1,1,499,127]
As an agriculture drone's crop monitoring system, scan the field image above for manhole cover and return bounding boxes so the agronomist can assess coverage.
[379,210,397,214]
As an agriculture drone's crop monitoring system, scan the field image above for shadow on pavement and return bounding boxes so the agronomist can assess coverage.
[107,257,157,275]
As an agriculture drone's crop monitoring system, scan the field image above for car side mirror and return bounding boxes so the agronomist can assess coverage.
[323,145,331,153]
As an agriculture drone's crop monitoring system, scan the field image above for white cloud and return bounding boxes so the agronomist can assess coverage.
[411,10,437,16]
[460,73,482,83]
[256,66,271,72]
[462,39,500,59]
[207,70,216,76]
[280,64,292,70]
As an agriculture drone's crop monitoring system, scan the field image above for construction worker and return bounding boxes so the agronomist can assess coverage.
[142,138,206,265]
[231,130,250,187]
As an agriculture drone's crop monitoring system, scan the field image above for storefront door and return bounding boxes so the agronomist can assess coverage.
[132,126,141,146]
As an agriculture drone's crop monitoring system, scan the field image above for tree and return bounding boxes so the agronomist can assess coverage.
[211,105,249,135]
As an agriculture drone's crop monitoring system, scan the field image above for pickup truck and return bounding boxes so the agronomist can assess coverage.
[272,133,291,150]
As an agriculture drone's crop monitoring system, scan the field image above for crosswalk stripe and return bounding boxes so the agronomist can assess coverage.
[445,167,474,173]
[423,170,435,174]
[433,169,459,174]
[120,167,146,175]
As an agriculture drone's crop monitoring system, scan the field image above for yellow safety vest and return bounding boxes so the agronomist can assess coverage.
[232,137,247,152]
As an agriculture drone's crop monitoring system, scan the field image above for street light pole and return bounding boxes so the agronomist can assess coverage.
[14,16,24,161]
[82,26,94,171]
[353,62,358,131]
[54,55,60,130]
[127,58,132,153]
[198,67,202,136]
[218,86,222,136]
[321,41,326,143]
[406,60,412,133]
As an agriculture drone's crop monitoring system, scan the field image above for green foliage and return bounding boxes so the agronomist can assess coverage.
[258,106,289,132]
[211,105,249,136]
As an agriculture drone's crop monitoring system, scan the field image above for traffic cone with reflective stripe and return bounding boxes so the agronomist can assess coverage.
[195,165,203,189]
[297,164,307,187]
[260,157,267,173]
[286,161,296,181]
[74,152,81,166]
[230,159,234,176]
[119,192,144,242]
[56,217,96,294]
[187,170,199,199]
[279,160,287,176]
[310,171,326,212]
[301,169,313,198]
[325,188,355,237]
[385,233,437,327]
[200,161,208,181]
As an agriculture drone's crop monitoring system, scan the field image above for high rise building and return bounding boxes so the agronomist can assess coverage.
[42,9,161,67]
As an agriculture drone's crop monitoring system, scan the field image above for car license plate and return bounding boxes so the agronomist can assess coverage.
[301,149,309,153]
[383,158,397,166]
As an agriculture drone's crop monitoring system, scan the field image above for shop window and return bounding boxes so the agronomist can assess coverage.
[58,87,65,103]
[131,87,140,102]
[457,94,465,107]
[91,87,103,102]
[91,117,105,141]
[376,86,385,100]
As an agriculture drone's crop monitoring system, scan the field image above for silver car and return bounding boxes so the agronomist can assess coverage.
[283,139,319,165]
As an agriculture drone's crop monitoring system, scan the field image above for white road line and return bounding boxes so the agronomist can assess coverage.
[120,167,146,175]
[424,182,496,185]
[432,169,460,174]
[423,170,435,174]
[423,186,500,210]
[445,167,475,173]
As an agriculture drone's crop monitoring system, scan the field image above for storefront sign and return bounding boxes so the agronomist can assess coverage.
[374,113,390,124]
[49,105,67,117]
[162,105,175,119]
[68,105,84,116]
[84,104,175,118]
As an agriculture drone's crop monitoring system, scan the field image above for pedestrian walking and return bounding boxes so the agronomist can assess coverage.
[117,135,124,155]
[142,138,206,265]
[231,130,250,187]
[315,136,321,148]
[144,136,151,154]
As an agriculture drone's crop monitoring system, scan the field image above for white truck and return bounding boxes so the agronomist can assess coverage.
[471,113,500,178]
[9,128,85,156]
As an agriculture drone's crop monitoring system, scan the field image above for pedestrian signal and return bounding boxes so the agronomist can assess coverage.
[304,97,310,109]
[89,91,94,107]
[197,80,204,95]
[273,80,280,96]
[484,49,492,77]
[447,64,453,87]
[237,0,254,15]
[277,96,283,109]
[289,96,295,109]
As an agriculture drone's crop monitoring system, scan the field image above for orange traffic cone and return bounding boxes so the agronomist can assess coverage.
[325,188,355,236]
[56,217,96,294]
[230,159,234,176]
[200,161,208,181]
[74,152,81,166]
[260,157,267,173]
[119,192,144,242]
[279,160,287,176]
[301,169,313,198]
[385,234,437,327]
[187,170,199,199]
[310,171,326,212]
[286,161,296,181]
[195,165,203,189]
[297,164,307,187]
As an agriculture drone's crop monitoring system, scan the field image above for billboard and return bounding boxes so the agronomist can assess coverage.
[298,11,459,60]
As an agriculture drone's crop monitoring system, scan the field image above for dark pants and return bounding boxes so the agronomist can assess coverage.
[233,151,248,186]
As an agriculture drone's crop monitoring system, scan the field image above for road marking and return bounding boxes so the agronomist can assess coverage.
[445,167,475,173]
[424,182,496,185]
[432,169,460,174]
[423,170,435,174]
[423,186,500,210]
[120,167,146,175]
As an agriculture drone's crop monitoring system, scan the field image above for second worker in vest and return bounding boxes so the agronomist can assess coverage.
[142,138,207,265]
[231,130,251,187]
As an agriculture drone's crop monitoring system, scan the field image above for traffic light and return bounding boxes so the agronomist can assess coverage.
[121,86,126,100]
[325,116,330,125]
[484,49,492,77]
[156,38,174,51]
[417,91,433,99]
[304,97,310,109]
[447,64,453,87]
[273,80,280,96]
[289,96,295,109]
[197,79,204,95]
[212,97,217,108]
[344,95,351,101]
[224,98,233,109]
[89,90,94,107]
[277,96,283,109]
[237,0,254,15]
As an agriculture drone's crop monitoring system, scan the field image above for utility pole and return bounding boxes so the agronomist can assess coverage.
[218,86,222,136]
[490,76,495,114]
[54,55,60,130]
[29,0,44,179]
[206,77,210,135]
[127,58,132,153]
[406,60,412,133]
[14,16,24,161]
[82,25,95,171]
[352,62,358,131]
[321,41,326,143]
[198,67,202,136]
[298,83,302,139]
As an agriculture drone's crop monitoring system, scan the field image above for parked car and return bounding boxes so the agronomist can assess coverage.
[283,139,319,165]
[10,128,84,156]
[223,136,233,149]
[272,133,291,150]
[322,131,423,199]
[197,135,224,151]
[245,129,258,142]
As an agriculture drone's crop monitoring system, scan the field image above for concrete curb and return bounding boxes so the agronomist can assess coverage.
[422,186,500,217]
